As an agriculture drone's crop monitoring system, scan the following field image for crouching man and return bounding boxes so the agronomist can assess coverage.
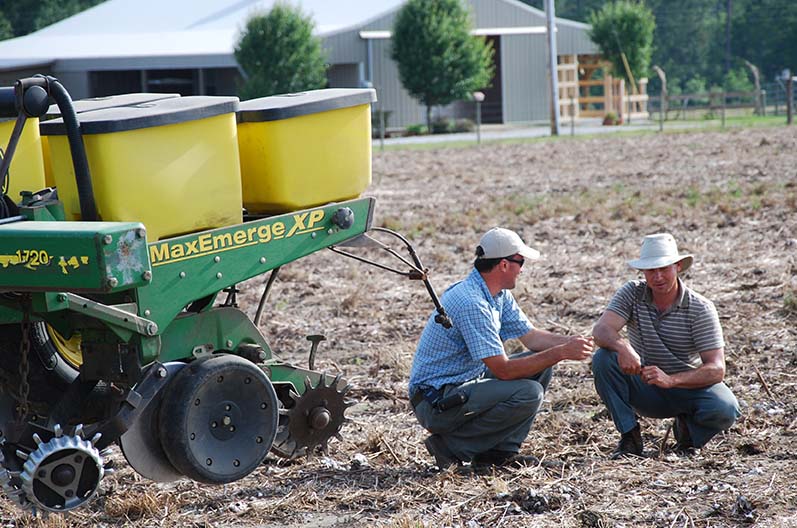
[409,227,594,469]
[592,233,741,458]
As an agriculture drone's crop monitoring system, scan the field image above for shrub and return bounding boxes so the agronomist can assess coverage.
[431,117,452,134]
[405,124,427,136]
[452,118,475,132]
[602,111,619,125]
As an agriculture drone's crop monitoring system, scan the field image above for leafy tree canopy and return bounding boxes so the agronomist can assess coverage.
[0,0,105,39]
[0,13,12,41]
[588,1,655,86]
[520,0,797,93]
[391,0,494,129]
[234,3,327,100]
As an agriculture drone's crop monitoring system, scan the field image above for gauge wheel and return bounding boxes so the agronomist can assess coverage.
[158,355,279,484]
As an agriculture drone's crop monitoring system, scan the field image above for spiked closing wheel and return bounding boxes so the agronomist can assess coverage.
[272,373,353,459]
[158,355,279,484]
[18,424,108,512]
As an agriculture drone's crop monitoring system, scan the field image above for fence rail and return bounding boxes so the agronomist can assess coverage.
[648,83,794,122]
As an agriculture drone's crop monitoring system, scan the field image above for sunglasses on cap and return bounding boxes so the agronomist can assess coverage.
[503,257,525,268]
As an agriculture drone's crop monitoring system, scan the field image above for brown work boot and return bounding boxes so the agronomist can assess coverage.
[472,449,540,468]
[423,435,459,469]
[673,415,695,453]
[610,424,643,459]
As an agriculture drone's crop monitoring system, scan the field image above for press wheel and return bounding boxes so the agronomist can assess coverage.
[271,373,351,459]
[158,355,278,484]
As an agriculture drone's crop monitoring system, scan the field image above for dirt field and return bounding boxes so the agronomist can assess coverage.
[9,126,797,527]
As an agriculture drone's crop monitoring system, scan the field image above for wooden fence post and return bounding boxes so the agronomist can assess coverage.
[744,60,762,115]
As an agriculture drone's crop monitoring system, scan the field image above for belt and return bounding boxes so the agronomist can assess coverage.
[410,390,425,408]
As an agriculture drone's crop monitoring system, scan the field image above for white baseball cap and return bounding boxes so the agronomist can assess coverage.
[476,227,540,260]
[627,233,693,272]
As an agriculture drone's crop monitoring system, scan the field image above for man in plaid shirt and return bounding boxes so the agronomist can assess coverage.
[409,228,594,469]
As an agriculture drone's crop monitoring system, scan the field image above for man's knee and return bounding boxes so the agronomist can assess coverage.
[699,396,741,430]
[591,347,618,377]
[510,379,545,413]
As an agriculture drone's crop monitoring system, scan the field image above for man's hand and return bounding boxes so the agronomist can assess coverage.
[558,335,594,361]
[641,365,674,388]
[617,347,642,375]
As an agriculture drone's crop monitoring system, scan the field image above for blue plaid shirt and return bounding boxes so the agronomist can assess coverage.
[408,268,534,395]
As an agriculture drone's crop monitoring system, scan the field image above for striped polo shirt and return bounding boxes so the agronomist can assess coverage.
[606,279,724,374]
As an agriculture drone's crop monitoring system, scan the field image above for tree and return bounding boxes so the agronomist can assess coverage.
[588,1,655,89]
[731,0,797,83]
[391,0,494,131]
[234,3,327,100]
[0,13,12,41]
[34,0,101,32]
[0,0,104,39]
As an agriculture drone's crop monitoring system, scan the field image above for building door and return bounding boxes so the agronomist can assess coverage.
[480,35,503,124]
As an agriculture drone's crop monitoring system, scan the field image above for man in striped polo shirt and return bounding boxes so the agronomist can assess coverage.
[592,233,740,458]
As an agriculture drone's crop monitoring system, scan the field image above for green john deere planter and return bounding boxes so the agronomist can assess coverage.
[0,76,450,514]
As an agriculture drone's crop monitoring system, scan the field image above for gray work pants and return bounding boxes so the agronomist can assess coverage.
[412,352,553,462]
[592,348,741,447]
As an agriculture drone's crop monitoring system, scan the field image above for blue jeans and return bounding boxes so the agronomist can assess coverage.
[413,351,552,462]
[592,348,741,448]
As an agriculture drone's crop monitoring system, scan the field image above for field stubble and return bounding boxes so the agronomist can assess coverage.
[9,127,797,527]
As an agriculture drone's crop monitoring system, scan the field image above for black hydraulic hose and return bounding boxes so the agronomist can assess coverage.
[46,77,98,221]
[0,113,27,198]
[254,266,281,327]
[0,87,16,117]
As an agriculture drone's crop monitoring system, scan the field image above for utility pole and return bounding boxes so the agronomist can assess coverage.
[725,0,732,74]
[787,72,794,125]
[545,0,560,136]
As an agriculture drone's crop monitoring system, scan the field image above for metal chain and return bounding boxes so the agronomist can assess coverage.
[17,295,31,418]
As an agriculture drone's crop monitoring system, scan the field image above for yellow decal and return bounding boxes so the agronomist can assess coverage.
[0,255,21,268]
[59,255,91,275]
[0,250,53,270]
[0,251,89,273]
[149,208,327,266]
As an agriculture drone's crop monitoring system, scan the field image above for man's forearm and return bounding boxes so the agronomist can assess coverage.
[521,329,568,351]
[500,348,563,379]
[668,364,725,389]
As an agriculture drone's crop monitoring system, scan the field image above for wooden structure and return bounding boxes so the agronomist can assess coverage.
[557,54,649,121]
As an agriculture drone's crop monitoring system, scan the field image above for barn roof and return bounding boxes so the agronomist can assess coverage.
[0,0,588,71]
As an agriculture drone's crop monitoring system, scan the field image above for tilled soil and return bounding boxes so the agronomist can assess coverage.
[7,126,797,527]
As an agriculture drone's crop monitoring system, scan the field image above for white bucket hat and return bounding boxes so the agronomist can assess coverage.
[627,233,693,272]
[477,227,540,260]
